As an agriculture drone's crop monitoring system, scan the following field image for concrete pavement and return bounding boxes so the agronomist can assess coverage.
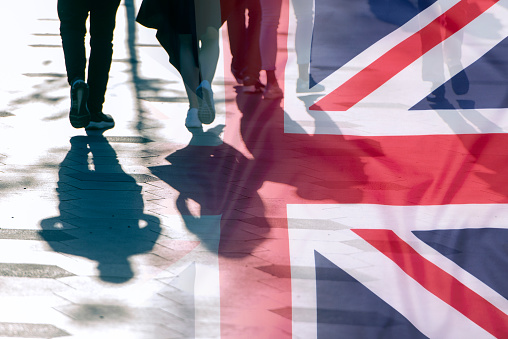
[0,1,311,338]
[1,1,232,338]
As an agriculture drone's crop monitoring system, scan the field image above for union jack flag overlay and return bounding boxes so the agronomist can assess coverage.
[280,0,508,338]
[151,0,508,338]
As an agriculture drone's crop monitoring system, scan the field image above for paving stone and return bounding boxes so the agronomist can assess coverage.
[54,304,186,337]
[105,136,153,144]
[0,229,75,241]
[240,216,292,229]
[0,263,74,279]
[0,277,72,297]
[0,322,70,338]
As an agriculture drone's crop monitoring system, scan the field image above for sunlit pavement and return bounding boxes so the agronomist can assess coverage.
[4,2,505,339]
[1,1,230,338]
[0,0,309,338]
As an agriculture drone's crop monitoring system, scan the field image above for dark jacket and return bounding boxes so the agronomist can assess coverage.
[136,0,166,29]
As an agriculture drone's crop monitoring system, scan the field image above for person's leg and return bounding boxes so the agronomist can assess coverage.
[418,0,445,99]
[292,0,324,92]
[58,0,88,85]
[291,0,313,74]
[193,0,221,84]
[227,0,262,90]
[178,34,201,109]
[242,0,262,90]
[155,25,202,128]
[259,0,283,98]
[190,0,222,124]
[177,33,205,128]
[195,27,220,124]
[227,0,248,83]
[87,0,121,115]
[198,27,220,84]
[58,0,92,128]
[259,0,281,73]
[443,17,468,95]
[160,0,221,127]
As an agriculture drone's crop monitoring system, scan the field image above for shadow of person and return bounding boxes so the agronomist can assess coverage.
[40,132,161,284]
[237,90,374,205]
[418,0,471,103]
[428,98,508,204]
[149,126,270,258]
[149,86,375,258]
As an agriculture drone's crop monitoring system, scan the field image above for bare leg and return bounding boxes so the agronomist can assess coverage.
[198,26,220,84]
[178,34,200,109]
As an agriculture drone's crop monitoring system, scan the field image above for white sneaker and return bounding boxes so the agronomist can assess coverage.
[185,108,202,128]
[196,80,215,124]
[296,78,325,93]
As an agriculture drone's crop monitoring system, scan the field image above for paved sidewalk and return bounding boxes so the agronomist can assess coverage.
[7,1,508,339]
[1,1,235,338]
[0,1,305,338]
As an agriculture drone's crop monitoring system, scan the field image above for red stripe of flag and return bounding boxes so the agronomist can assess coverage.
[353,229,508,338]
[310,0,500,111]
[220,1,293,338]
[218,0,508,337]
[284,133,508,206]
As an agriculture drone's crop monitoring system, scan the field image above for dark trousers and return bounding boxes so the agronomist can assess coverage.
[227,0,261,80]
[58,0,121,114]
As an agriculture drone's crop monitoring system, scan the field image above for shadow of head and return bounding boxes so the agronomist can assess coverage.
[39,134,161,284]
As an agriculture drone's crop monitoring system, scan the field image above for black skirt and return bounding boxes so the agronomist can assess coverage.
[137,0,239,72]
[168,0,221,36]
